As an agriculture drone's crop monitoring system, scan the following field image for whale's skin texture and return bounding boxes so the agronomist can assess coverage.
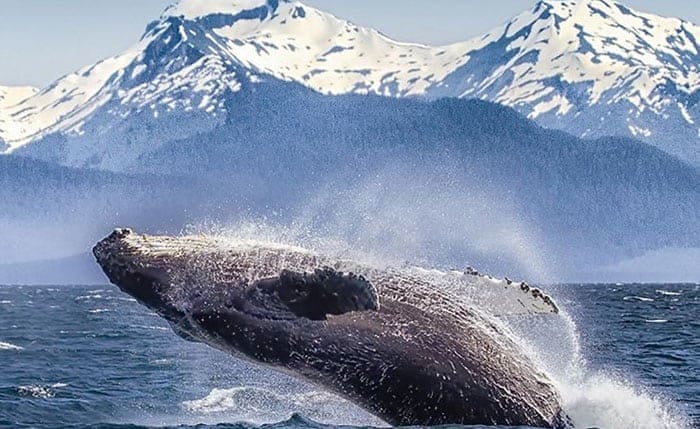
[93,228,569,428]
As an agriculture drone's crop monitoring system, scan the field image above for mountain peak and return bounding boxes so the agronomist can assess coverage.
[1,0,698,166]
[163,0,290,20]
[536,0,614,8]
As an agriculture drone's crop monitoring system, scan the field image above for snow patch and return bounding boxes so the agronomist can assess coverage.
[164,0,280,20]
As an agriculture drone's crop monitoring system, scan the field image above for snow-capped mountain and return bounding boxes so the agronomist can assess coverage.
[1,0,699,167]
[455,0,700,165]
[0,86,36,108]
[0,86,38,151]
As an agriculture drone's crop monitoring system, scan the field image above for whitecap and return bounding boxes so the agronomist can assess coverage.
[182,386,383,426]
[75,294,103,301]
[0,300,12,304]
[182,386,265,414]
[132,325,168,331]
[88,308,110,314]
[644,319,668,324]
[656,290,682,296]
[622,296,654,302]
[0,341,23,351]
[17,384,56,399]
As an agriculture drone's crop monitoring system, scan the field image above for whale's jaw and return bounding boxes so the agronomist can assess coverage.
[93,228,181,321]
[93,229,571,429]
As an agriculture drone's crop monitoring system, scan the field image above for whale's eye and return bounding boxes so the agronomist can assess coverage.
[252,267,380,321]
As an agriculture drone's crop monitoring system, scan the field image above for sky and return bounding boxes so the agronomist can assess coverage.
[1,0,698,87]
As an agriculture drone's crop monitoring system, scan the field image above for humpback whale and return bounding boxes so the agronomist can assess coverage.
[94,228,569,428]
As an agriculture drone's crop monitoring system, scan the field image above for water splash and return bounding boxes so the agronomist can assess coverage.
[560,374,687,429]
[182,160,690,428]
[16,383,67,399]
[182,386,385,426]
[190,162,555,282]
[501,304,689,429]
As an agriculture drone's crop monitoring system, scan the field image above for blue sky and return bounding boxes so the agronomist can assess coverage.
[1,0,698,87]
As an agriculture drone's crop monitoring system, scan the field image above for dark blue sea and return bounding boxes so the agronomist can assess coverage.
[0,283,697,429]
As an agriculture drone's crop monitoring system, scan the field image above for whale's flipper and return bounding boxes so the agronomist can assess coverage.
[252,268,380,320]
[405,267,560,316]
[456,274,560,316]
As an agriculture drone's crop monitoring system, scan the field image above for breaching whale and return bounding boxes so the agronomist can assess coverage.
[94,228,569,428]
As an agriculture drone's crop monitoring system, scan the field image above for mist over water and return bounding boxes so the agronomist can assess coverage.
[189,159,555,282]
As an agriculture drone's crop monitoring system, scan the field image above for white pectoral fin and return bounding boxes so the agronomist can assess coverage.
[463,274,559,316]
[407,266,560,316]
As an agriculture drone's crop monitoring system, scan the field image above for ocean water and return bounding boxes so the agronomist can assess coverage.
[0,283,697,429]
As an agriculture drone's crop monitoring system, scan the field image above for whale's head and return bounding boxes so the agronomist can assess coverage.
[93,228,380,353]
[93,228,193,322]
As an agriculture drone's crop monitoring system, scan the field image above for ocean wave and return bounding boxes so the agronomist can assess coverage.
[182,386,381,426]
[17,383,66,399]
[182,386,341,415]
[623,296,655,302]
[75,294,104,301]
[656,290,682,296]
[131,325,168,331]
[503,301,690,429]
[112,296,137,302]
[0,341,23,351]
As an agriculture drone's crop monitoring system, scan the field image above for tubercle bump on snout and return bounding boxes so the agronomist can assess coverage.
[111,228,133,239]
[92,227,138,276]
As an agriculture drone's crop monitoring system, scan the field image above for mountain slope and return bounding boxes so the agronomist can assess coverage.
[0,85,38,151]
[2,84,698,280]
[1,0,698,166]
[0,154,267,266]
[449,0,700,165]
[0,86,36,108]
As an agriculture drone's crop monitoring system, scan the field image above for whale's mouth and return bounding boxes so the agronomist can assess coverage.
[93,229,381,333]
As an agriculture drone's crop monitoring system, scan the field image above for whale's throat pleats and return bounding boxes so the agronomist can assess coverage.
[250,268,380,321]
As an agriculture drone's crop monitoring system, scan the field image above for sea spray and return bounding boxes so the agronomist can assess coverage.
[501,301,689,429]
[180,157,690,428]
[187,221,691,429]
